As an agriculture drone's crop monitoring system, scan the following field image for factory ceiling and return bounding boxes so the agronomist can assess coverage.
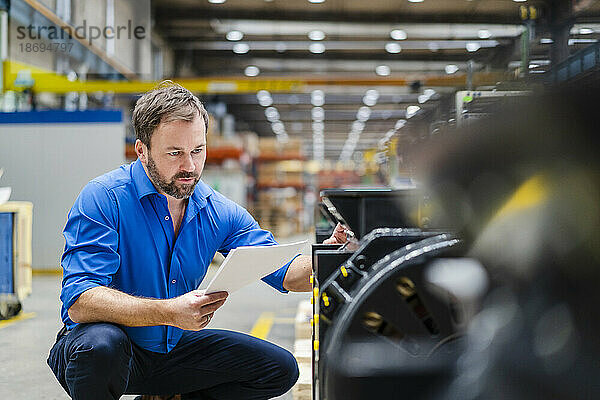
[152,0,600,160]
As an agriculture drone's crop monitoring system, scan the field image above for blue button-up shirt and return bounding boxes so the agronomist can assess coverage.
[60,159,293,353]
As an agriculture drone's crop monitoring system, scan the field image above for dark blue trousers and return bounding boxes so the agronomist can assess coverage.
[47,323,299,400]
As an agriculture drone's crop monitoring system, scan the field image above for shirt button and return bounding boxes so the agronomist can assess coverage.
[165,216,170,221]
[171,279,176,284]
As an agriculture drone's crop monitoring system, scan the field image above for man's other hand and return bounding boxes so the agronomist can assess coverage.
[168,290,228,331]
[323,223,352,245]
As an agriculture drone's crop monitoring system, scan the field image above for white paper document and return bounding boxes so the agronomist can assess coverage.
[204,240,308,294]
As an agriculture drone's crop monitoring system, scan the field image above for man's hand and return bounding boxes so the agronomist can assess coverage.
[323,223,352,245]
[168,290,228,331]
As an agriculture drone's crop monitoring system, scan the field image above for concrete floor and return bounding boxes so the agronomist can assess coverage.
[0,236,311,399]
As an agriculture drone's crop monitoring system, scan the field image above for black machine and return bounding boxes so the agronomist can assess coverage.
[312,90,600,400]
[312,189,475,400]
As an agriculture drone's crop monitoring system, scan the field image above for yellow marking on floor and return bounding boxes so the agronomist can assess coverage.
[250,312,275,339]
[0,312,36,329]
[33,268,62,276]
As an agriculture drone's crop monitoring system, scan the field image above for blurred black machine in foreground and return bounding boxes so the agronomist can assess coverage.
[315,89,599,400]
[417,88,600,400]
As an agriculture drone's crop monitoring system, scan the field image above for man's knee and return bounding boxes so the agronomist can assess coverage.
[67,323,132,369]
[273,348,299,393]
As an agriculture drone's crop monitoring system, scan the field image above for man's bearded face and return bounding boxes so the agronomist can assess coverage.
[146,151,200,199]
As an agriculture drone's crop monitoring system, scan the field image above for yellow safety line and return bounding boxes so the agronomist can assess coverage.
[32,268,62,276]
[249,312,275,340]
[0,312,36,329]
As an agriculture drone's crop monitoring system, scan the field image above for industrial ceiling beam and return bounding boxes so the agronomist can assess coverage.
[153,7,522,25]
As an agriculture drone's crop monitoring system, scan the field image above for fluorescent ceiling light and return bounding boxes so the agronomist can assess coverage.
[478,29,491,39]
[256,90,272,106]
[244,65,260,76]
[226,30,243,41]
[408,0,424,3]
[406,105,420,118]
[352,120,365,132]
[569,38,598,45]
[311,89,325,106]
[385,42,402,53]
[375,65,391,76]
[233,43,250,54]
[466,42,481,52]
[363,89,379,106]
[309,43,326,53]
[428,42,439,52]
[363,96,377,107]
[445,64,459,74]
[265,107,280,122]
[308,0,325,3]
[258,97,273,107]
[208,0,226,3]
[540,38,553,44]
[356,106,371,122]
[365,89,380,99]
[311,107,325,121]
[579,28,595,35]
[390,29,407,40]
[308,30,326,40]
[275,42,287,52]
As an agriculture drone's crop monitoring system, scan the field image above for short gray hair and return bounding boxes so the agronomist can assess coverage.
[132,81,209,148]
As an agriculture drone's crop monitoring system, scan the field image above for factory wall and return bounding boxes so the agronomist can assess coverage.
[0,110,125,269]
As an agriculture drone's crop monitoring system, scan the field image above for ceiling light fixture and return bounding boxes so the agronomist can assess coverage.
[244,66,260,77]
[232,43,250,54]
[579,27,595,35]
[406,105,420,118]
[428,42,440,52]
[256,90,272,107]
[311,107,325,121]
[385,42,402,53]
[408,0,424,3]
[423,89,436,97]
[375,65,391,76]
[311,89,325,106]
[478,29,491,39]
[226,30,243,41]
[363,89,379,106]
[308,30,326,41]
[445,64,459,74]
[208,0,226,3]
[265,107,280,122]
[390,29,407,40]
[395,119,406,130]
[275,42,287,53]
[466,42,481,52]
[309,43,326,53]
[356,106,371,122]
[308,0,325,3]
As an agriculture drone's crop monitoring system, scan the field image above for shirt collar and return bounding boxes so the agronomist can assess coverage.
[132,158,159,199]
[132,158,212,210]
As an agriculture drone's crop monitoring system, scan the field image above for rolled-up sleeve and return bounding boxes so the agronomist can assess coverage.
[60,181,120,312]
[218,202,295,293]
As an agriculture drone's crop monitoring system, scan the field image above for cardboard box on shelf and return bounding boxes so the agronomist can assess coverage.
[258,138,303,159]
